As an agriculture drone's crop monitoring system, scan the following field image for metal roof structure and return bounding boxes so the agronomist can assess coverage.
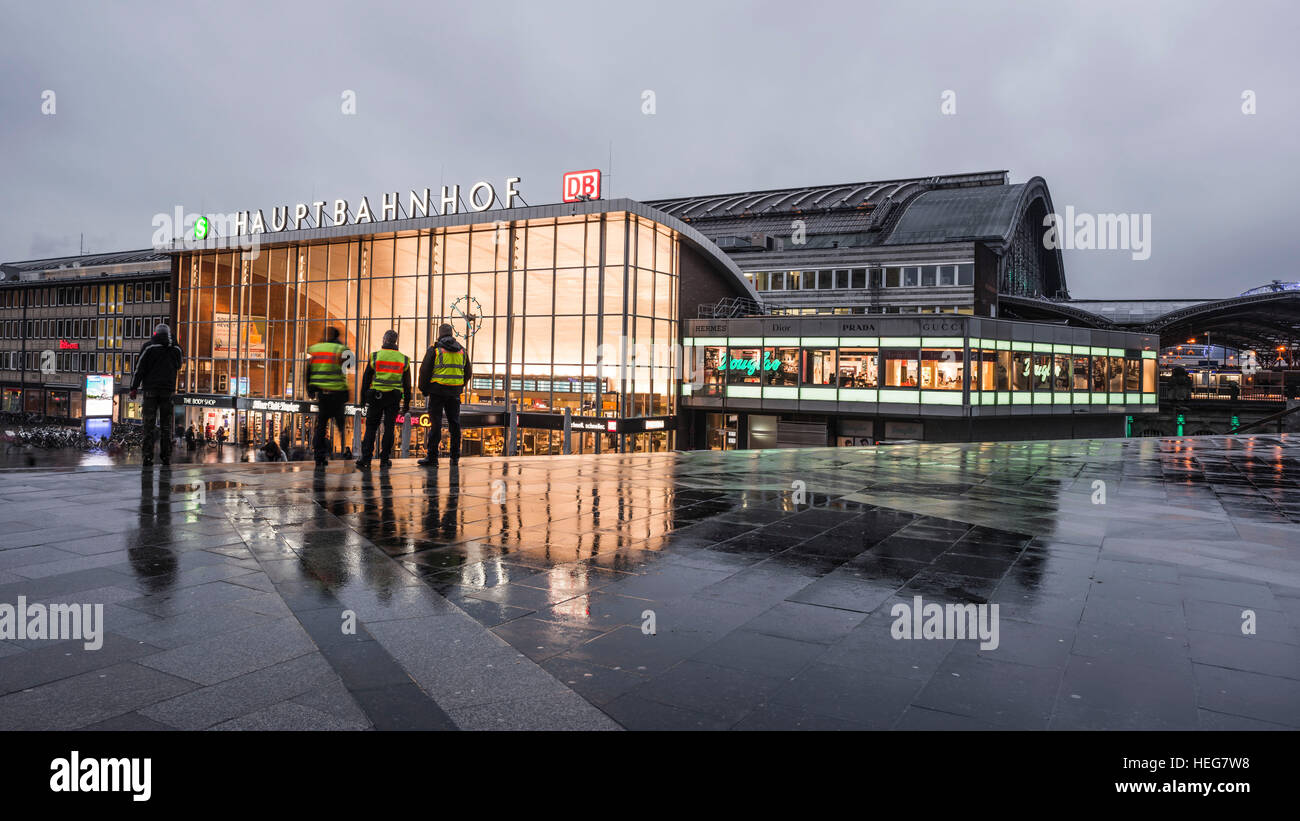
[1,248,168,273]
[645,171,1008,221]
[0,248,170,285]
[1000,292,1300,351]
[882,184,1028,245]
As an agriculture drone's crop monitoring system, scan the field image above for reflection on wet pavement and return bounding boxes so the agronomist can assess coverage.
[1,435,1298,730]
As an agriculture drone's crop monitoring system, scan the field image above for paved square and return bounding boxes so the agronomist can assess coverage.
[1,435,1297,730]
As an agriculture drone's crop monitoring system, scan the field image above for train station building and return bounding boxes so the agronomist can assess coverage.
[5,168,1294,452]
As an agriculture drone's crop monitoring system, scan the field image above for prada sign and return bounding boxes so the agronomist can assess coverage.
[232,178,524,236]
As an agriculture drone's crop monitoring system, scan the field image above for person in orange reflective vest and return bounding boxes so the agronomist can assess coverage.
[305,326,353,467]
[355,329,410,470]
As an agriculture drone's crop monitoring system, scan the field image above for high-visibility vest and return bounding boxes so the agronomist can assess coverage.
[306,342,349,391]
[369,348,408,395]
[430,347,467,387]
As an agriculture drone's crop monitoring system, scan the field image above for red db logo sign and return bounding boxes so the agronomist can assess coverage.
[562,169,601,202]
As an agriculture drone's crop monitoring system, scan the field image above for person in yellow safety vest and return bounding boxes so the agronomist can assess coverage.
[355,329,411,470]
[417,322,473,467]
[305,326,353,467]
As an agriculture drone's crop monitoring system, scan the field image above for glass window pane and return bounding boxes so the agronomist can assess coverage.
[726,347,761,385]
[921,349,963,389]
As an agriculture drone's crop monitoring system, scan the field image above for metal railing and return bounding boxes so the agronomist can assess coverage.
[1159,385,1287,402]
[1229,403,1300,434]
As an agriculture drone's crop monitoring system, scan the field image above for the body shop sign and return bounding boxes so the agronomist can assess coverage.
[85,374,113,417]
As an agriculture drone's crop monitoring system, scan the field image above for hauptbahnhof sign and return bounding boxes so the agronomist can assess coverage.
[230,178,524,236]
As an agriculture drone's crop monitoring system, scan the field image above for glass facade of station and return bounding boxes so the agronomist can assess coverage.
[173,211,685,455]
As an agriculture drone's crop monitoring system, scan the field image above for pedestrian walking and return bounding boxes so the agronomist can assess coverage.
[130,323,183,468]
[417,323,471,467]
[355,329,410,470]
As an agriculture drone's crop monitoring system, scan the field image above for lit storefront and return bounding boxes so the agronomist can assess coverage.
[682,315,1159,447]
[170,197,754,455]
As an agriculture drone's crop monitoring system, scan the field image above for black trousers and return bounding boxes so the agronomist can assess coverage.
[360,390,402,462]
[425,392,462,460]
[141,390,174,461]
[312,390,348,460]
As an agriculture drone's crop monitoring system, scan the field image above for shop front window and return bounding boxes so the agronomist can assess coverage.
[1108,357,1125,391]
[1032,354,1053,392]
[883,349,919,387]
[1054,354,1071,391]
[802,349,837,385]
[1142,359,1156,392]
[726,347,762,385]
[995,351,1012,390]
[1125,358,1142,392]
[765,347,799,386]
[974,349,996,391]
[921,349,963,390]
[1073,356,1090,390]
[1012,352,1033,392]
[1091,356,1107,392]
[838,349,878,388]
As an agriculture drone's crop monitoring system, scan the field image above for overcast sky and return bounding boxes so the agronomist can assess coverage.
[2,0,1296,298]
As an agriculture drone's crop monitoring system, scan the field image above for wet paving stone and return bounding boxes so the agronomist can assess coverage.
[1,434,1298,729]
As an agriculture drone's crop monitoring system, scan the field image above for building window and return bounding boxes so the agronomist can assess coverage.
[1072,356,1090,390]
[921,266,937,287]
[1032,353,1053,392]
[802,348,837,385]
[956,264,974,286]
[764,347,799,386]
[838,349,878,387]
[698,346,725,397]
[1054,354,1071,391]
[921,348,964,389]
[726,346,762,385]
[1108,356,1124,391]
[883,349,919,387]
[1013,352,1034,392]
[903,267,920,287]
[938,266,955,286]
[1125,358,1142,392]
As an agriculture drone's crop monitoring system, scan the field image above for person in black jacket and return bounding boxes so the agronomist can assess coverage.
[130,323,183,468]
[417,323,472,467]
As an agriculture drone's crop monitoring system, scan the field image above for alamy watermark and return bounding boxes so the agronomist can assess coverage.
[0,596,103,650]
[1043,206,1151,261]
[890,595,999,650]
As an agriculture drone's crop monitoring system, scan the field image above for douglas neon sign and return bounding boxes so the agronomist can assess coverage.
[722,353,783,376]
